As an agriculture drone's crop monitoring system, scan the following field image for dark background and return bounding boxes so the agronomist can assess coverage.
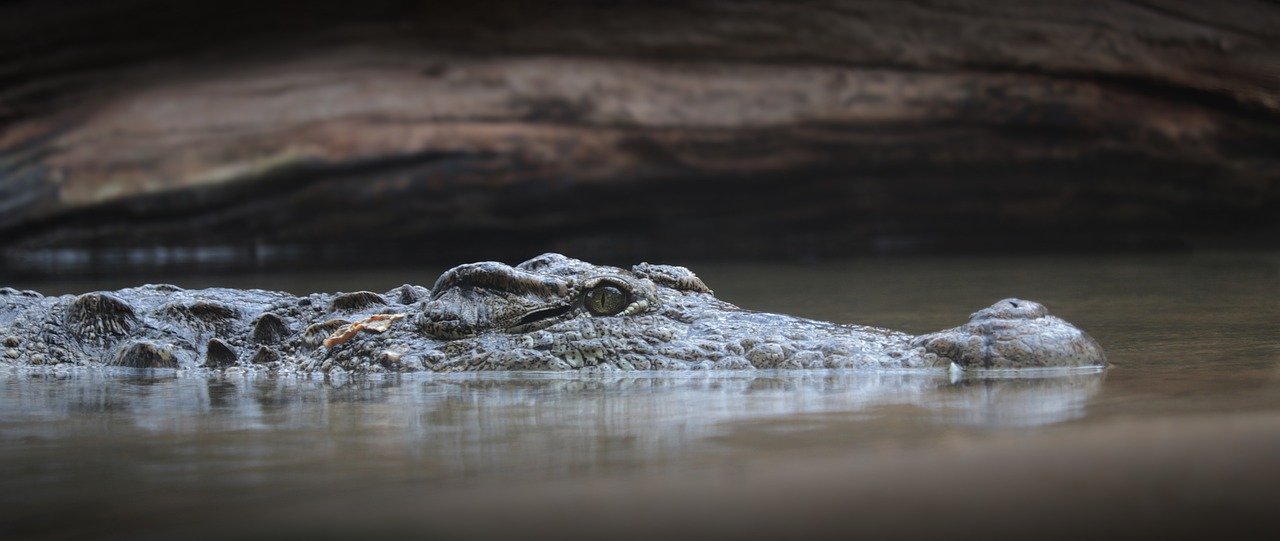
[1,0,1278,277]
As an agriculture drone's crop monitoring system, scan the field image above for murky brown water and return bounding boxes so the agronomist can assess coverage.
[2,252,1278,539]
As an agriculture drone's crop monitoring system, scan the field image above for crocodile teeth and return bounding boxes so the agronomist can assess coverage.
[66,293,138,341]
[110,341,177,369]
[251,313,289,345]
[329,291,388,312]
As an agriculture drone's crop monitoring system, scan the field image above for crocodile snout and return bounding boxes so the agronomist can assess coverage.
[913,298,1106,369]
[969,298,1048,320]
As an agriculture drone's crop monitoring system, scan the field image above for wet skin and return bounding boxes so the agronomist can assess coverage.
[0,253,1105,373]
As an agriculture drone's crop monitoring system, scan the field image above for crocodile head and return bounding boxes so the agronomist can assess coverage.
[394,253,916,371]
[333,253,1103,372]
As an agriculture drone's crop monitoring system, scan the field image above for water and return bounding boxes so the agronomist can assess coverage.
[1,252,1278,539]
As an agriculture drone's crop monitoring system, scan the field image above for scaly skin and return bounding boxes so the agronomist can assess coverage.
[0,253,1105,374]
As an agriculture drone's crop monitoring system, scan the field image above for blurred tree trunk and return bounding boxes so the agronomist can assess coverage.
[1,0,1278,273]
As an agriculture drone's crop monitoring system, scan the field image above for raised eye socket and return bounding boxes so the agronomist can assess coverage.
[584,284,629,316]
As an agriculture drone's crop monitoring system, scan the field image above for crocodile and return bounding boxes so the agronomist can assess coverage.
[0,253,1105,374]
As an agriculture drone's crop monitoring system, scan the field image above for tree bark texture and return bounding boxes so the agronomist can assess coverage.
[1,0,1278,273]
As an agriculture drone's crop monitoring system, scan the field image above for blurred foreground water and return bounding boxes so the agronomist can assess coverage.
[1,252,1278,539]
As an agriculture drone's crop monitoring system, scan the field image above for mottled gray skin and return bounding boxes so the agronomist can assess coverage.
[0,253,1105,374]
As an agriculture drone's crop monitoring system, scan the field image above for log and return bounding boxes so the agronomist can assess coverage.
[1,0,1278,273]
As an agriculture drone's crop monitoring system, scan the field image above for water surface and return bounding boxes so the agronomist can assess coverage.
[2,252,1278,539]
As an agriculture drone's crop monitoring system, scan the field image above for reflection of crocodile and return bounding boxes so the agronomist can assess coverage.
[0,371,1107,444]
[0,253,1105,373]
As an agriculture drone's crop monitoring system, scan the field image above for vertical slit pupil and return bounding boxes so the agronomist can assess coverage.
[586,285,628,316]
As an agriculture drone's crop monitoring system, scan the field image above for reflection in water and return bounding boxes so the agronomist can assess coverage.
[0,369,1103,480]
[1,253,1276,539]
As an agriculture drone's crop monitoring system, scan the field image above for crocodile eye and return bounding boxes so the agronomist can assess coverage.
[584,284,629,316]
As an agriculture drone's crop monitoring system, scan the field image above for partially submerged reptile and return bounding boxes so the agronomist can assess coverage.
[0,253,1105,374]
